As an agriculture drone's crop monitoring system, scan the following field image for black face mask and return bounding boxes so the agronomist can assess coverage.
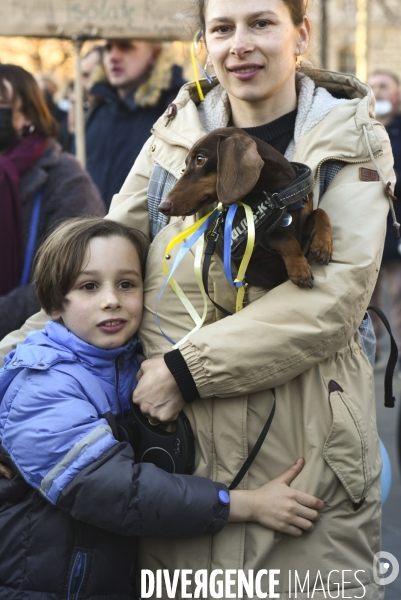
[0,107,18,151]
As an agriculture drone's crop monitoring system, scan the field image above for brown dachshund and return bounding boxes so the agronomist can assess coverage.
[159,127,333,290]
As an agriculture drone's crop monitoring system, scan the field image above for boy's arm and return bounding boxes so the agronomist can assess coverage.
[0,369,228,538]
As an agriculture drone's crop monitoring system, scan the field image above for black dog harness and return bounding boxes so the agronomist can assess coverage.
[202,162,315,316]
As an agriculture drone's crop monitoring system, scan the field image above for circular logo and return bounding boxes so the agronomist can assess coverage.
[373,551,399,585]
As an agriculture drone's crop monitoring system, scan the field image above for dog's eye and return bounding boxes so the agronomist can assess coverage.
[196,155,207,166]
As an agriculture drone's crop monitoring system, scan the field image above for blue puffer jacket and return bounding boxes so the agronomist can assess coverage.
[0,322,229,600]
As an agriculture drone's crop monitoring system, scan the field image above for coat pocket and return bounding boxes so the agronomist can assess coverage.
[323,380,372,505]
[66,550,88,600]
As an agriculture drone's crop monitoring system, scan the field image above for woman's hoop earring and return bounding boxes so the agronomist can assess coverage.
[296,54,303,71]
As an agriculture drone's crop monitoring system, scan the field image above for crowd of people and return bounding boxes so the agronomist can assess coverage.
[0,0,399,598]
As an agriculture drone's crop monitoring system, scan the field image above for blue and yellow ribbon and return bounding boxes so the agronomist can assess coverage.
[157,202,255,346]
[156,207,222,346]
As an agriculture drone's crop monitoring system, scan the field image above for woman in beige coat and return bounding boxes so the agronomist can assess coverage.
[0,0,395,598]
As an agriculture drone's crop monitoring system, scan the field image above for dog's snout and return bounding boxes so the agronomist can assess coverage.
[158,201,172,215]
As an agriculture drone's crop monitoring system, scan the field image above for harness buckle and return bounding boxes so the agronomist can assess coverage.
[263,191,284,211]
[206,213,225,242]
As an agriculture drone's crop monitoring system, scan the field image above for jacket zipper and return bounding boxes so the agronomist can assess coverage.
[314,149,383,192]
[67,551,87,600]
[115,355,125,416]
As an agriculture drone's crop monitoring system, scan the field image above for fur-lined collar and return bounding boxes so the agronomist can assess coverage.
[198,73,348,160]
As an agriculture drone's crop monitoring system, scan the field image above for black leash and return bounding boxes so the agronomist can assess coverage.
[229,390,276,490]
[202,214,233,317]
[367,306,397,408]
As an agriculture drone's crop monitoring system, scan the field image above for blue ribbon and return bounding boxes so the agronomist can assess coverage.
[223,204,245,289]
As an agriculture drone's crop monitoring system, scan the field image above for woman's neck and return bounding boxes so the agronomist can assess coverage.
[228,80,298,128]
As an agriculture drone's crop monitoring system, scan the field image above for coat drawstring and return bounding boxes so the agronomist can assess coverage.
[362,124,400,238]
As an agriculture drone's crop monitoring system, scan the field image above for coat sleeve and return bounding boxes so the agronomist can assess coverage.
[0,369,228,538]
[41,153,106,224]
[177,127,395,399]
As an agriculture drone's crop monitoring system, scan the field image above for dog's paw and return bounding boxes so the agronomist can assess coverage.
[287,258,314,289]
[309,230,333,265]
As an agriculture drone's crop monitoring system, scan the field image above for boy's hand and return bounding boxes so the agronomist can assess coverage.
[132,358,186,422]
[229,458,324,537]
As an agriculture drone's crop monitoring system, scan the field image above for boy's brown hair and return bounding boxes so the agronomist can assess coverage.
[34,218,148,315]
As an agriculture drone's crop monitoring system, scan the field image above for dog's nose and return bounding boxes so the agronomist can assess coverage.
[158,201,172,215]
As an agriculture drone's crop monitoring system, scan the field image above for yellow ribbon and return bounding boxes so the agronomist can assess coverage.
[233,202,255,312]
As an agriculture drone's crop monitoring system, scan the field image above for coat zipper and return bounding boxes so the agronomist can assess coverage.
[115,355,125,416]
[67,551,87,600]
[314,149,384,195]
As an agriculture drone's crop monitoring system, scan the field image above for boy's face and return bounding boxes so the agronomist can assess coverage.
[50,236,143,349]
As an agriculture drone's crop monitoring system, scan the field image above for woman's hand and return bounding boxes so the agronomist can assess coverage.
[132,358,186,422]
[0,453,14,480]
[229,458,324,537]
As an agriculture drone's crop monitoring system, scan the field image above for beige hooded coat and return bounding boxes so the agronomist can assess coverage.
[0,69,395,599]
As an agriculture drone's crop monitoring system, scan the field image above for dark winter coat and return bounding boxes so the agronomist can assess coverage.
[79,64,186,209]
[0,321,229,599]
[0,141,105,340]
[383,113,401,261]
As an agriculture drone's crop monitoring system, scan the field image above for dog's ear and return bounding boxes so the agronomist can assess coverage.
[216,135,264,205]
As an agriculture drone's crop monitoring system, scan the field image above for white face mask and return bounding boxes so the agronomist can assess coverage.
[375,100,392,117]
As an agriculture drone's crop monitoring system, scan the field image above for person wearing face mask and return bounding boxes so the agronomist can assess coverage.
[367,70,401,370]
[0,63,105,341]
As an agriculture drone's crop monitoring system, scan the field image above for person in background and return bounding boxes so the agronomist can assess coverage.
[73,40,186,209]
[81,45,104,103]
[367,70,401,370]
[38,73,70,151]
[0,63,104,340]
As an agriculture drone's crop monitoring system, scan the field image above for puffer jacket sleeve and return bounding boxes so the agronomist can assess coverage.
[177,126,395,399]
[0,369,229,537]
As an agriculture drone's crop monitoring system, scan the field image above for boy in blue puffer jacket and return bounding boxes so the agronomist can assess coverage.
[0,218,323,600]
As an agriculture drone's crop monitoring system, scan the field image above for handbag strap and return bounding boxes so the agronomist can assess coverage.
[367,305,397,408]
[20,188,43,286]
[229,389,276,490]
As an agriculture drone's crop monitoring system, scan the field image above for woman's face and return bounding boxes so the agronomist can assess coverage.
[0,79,32,137]
[203,0,310,109]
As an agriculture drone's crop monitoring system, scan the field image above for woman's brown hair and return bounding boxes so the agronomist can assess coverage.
[0,63,58,138]
[34,218,148,315]
[196,0,308,30]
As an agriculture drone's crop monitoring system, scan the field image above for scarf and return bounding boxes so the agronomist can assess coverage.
[0,133,48,295]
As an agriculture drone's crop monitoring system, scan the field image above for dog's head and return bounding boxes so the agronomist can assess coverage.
[158,127,295,217]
